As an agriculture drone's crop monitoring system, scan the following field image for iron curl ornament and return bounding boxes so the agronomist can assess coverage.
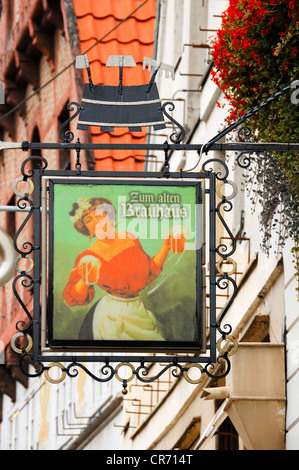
[160,101,185,143]
[9,99,240,395]
[58,101,81,143]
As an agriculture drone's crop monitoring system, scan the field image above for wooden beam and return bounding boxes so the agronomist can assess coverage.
[4,79,25,108]
[0,105,15,136]
[42,0,63,29]
[28,19,54,69]
[0,365,16,401]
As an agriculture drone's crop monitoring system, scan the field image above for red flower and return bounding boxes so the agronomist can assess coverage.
[210,0,298,123]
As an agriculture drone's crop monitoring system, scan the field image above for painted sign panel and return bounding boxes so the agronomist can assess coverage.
[47,179,205,352]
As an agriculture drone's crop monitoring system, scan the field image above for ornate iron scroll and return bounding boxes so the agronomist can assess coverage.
[10,101,238,395]
[11,156,47,337]
[58,102,81,143]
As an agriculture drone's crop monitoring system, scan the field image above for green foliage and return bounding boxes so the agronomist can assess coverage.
[211,0,299,253]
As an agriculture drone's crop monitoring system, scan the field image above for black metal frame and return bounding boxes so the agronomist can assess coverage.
[12,159,237,392]
[11,82,298,392]
[46,176,205,352]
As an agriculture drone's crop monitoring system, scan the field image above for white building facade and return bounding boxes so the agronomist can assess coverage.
[1,0,298,451]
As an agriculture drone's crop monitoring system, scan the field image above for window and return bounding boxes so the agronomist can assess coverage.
[216,418,239,450]
[6,195,16,239]
[58,105,71,170]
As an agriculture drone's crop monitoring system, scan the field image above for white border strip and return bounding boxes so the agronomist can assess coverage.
[77,120,165,127]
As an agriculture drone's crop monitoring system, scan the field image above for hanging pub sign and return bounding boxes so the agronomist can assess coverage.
[7,61,297,390]
[44,177,205,353]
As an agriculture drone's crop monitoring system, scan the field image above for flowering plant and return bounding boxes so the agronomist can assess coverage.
[211,0,299,256]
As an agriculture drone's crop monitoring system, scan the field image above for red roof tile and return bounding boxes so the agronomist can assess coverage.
[72,0,157,171]
[77,16,156,46]
[74,0,156,22]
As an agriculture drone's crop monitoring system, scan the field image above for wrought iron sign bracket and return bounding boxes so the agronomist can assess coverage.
[7,74,298,394]
[10,157,239,393]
